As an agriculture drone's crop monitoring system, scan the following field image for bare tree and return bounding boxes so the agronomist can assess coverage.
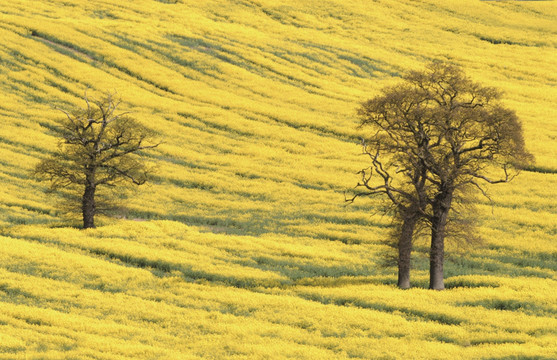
[347,83,435,289]
[349,62,532,290]
[407,62,532,289]
[34,92,159,229]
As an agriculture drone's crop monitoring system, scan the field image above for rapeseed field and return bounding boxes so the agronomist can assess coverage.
[0,0,556,359]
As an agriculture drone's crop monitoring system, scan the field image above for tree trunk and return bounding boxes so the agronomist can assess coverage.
[429,194,452,290]
[429,216,446,290]
[397,213,418,289]
[82,181,96,229]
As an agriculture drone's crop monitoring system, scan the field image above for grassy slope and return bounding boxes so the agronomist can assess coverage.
[0,0,556,359]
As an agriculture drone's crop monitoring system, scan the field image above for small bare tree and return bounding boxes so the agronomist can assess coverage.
[349,62,532,290]
[34,92,159,229]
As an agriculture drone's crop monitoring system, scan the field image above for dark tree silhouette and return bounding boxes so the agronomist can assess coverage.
[349,62,532,290]
[347,82,434,289]
[34,92,159,229]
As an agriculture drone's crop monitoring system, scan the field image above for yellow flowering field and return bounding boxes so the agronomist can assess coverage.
[0,0,556,359]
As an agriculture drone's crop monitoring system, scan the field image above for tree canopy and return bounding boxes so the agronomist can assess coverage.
[349,61,532,289]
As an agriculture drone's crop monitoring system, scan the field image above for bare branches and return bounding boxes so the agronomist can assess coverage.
[346,138,420,210]
[468,180,492,203]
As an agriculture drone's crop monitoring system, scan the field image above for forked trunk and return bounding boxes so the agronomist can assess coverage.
[397,212,418,289]
[82,182,96,229]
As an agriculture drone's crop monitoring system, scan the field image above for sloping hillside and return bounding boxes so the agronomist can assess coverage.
[0,1,556,359]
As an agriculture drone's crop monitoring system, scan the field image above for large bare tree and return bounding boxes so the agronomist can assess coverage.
[347,82,434,289]
[349,62,532,290]
[35,92,159,229]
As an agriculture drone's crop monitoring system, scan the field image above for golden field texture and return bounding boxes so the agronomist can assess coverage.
[0,0,556,359]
